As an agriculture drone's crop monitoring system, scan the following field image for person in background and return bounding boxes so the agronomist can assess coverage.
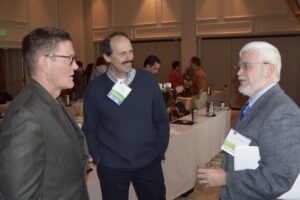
[83,63,94,86]
[189,56,208,109]
[168,60,184,89]
[197,41,300,200]
[162,90,189,121]
[0,27,89,200]
[83,32,169,200]
[0,91,12,104]
[143,54,161,77]
[189,56,208,95]
[182,59,195,92]
[73,60,84,100]
[89,56,108,81]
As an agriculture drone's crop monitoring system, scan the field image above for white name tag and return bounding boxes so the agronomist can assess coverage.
[107,81,132,105]
[221,129,251,156]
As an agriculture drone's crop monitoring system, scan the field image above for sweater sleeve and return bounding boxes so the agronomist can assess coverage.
[82,88,101,164]
[152,79,170,159]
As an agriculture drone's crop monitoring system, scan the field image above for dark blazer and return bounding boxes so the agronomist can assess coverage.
[221,84,300,200]
[0,80,89,200]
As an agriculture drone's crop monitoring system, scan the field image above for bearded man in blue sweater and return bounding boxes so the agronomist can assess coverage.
[83,32,170,200]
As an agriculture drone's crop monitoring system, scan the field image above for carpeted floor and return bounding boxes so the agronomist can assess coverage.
[175,184,220,200]
[175,152,224,200]
[175,109,240,200]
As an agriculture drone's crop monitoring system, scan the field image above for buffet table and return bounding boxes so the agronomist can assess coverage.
[85,108,231,200]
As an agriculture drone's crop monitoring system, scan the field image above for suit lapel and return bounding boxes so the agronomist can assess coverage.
[29,80,88,165]
[59,103,88,159]
[234,84,281,138]
[49,102,89,165]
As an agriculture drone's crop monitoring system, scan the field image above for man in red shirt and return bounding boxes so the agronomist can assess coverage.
[168,60,184,88]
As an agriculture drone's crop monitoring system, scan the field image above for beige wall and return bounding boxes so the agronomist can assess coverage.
[1,0,300,104]
[87,0,300,65]
[0,0,85,62]
[1,0,299,65]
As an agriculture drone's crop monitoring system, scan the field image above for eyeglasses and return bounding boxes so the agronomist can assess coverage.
[234,62,269,71]
[45,54,76,65]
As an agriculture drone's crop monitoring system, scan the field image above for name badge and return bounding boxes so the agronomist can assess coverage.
[221,129,251,156]
[107,81,132,105]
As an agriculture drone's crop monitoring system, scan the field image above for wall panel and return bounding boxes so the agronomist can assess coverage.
[0,21,27,46]
[29,0,58,29]
[59,0,85,62]
[92,0,109,28]
[135,26,180,39]
[0,0,27,23]
[224,0,289,19]
[196,0,219,21]
[196,21,253,37]
[256,19,300,34]
[112,0,156,26]
[161,0,180,24]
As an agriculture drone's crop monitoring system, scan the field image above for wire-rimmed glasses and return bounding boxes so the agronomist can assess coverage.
[233,62,269,71]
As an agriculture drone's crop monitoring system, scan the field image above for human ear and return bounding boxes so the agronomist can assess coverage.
[265,64,275,78]
[38,55,50,74]
[103,54,111,63]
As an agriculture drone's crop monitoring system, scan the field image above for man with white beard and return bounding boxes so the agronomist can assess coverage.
[196,41,300,200]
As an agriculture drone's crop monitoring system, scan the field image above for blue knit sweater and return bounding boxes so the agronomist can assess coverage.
[83,69,170,169]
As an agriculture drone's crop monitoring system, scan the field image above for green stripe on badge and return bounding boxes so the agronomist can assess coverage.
[111,90,125,101]
[224,140,236,151]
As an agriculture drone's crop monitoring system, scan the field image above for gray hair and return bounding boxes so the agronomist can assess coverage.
[22,27,72,76]
[239,41,281,81]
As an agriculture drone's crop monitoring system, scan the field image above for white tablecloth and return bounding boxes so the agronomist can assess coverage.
[86,109,231,200]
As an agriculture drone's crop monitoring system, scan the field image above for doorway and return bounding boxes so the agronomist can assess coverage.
[0,48,25,97]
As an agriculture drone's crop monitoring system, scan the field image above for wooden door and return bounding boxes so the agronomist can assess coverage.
[4,49,24,97]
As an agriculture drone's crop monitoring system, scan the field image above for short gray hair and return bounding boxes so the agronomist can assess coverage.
[240,41,281,81]
[22,27,72,76]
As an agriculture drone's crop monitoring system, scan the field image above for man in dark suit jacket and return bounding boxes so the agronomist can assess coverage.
[197,41,300,199]
[0,27,89,200]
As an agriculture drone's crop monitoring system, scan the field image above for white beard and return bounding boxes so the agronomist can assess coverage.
[238,70,265,97]
[239,84,255,97]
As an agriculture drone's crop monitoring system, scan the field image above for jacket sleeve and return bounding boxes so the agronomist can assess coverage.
[0,109,44,200]
[226,105,300,199]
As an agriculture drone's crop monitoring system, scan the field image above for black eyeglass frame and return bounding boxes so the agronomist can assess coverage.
[45,54,76,65]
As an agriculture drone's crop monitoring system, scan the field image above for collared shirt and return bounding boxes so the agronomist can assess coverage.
[107,67,136,85]
[248,82,277,108]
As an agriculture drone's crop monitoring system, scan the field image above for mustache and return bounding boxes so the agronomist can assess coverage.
[122,60,133,65]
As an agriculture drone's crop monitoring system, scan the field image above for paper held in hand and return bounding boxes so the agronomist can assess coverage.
[221,129,251,156]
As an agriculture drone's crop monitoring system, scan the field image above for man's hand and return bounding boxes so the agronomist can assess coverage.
[197,167,227,188]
